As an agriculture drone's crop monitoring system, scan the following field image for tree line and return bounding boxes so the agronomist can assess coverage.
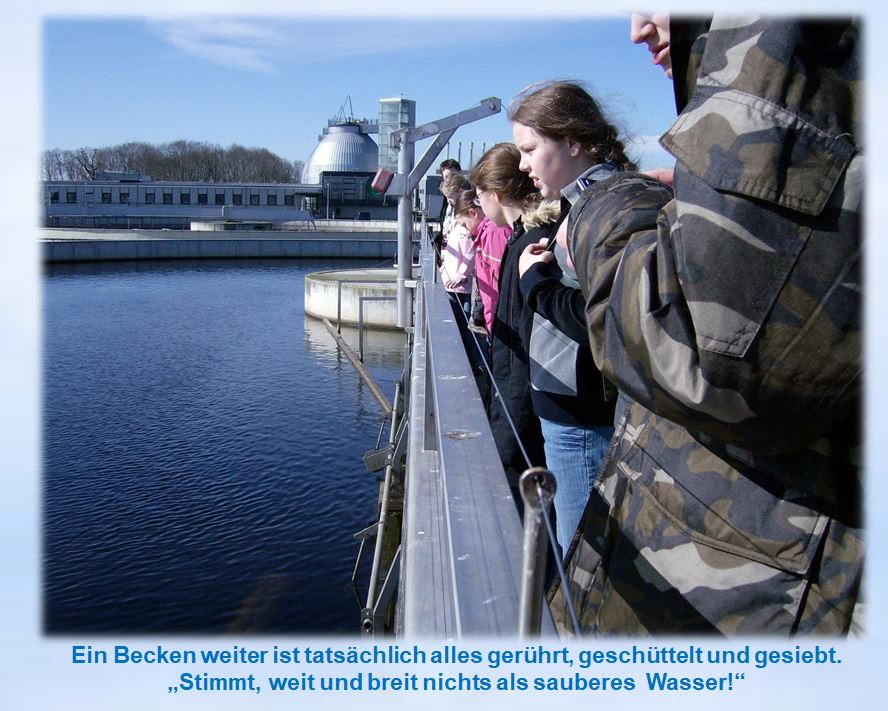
[42,141,305,183]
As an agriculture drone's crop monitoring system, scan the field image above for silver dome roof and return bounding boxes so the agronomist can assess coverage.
[303,123,379,184]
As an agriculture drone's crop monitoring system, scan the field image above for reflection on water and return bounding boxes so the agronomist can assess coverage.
[303,314,406,367]
[43,258,402,634]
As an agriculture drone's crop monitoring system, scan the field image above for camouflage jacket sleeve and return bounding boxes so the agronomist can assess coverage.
[570,17,862,455]
[568,174,673,370]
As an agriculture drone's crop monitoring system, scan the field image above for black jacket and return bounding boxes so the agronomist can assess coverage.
[487,214,559,484]
[519,257,615,426]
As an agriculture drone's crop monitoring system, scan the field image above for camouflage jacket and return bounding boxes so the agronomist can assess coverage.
[551,17,862,636]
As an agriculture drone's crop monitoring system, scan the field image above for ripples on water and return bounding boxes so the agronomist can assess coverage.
[43,259,403,634]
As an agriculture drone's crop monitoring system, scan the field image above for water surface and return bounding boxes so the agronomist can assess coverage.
[43,258,403,634]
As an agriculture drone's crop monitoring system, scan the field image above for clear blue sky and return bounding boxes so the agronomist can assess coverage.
[42,16,679,171]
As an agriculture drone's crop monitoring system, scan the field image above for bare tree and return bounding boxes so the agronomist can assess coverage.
[42,149,66,180]
[71,147,103,180]
[44,140,301,183]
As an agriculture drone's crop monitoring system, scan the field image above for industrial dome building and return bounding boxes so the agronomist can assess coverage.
[301,120,386,218]
[301,97,416,219]
[303,123,379,184]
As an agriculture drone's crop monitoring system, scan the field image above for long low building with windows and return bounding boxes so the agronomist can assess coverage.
[42,173,398,229]
[42,96,436,229]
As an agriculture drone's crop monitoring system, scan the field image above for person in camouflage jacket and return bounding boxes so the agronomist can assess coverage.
[549,16,862,635]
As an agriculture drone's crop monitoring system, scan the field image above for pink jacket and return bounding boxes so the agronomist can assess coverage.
[438,224,475,294]
[474,217,510,335]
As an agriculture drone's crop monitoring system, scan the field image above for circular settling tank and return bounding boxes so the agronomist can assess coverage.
[305,267,417,330]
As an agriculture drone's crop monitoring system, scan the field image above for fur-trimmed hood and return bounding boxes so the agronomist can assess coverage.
[522,200,560,229]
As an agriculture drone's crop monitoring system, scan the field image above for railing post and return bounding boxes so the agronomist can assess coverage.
[359,296,365,361]
[518,467,557,638]
[337,280,343,333]
[396,132,415,330]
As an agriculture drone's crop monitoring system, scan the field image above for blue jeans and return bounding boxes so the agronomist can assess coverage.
[539,418,614,558]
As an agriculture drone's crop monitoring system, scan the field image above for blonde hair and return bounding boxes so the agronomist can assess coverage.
[441,173,471,198]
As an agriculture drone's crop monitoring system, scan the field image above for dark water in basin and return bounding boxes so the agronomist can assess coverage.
[42,258,403,634]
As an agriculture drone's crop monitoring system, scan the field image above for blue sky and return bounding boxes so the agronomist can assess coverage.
[42,16,679,171]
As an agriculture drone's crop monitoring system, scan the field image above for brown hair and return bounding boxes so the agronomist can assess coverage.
[508,81,636,170]
[470,143,542,213]
[452,189,480,217]
[438,158,462,173]
[441,173,471,198]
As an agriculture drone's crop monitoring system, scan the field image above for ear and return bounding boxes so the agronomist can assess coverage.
[492,191,503,205]
[567,140,582,158]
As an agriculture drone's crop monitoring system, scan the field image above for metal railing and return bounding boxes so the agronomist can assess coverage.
[395,233,557,637]
[358,296,397,361]
[335,279,398,332]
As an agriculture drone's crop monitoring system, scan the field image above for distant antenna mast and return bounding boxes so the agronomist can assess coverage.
[334,95,356,123]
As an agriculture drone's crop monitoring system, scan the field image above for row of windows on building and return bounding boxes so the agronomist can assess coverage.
[48,190,300,207]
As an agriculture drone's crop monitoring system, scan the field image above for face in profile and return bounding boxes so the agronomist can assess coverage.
[629,13,672,78]
[475,188,506,227]
[512,122,582,201]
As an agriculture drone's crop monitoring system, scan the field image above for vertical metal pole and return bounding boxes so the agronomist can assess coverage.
[420,209,428,261]
[396,134,415,329]
[518,467,557,637]
[337,280,343,333]
[363,381,402,633]
[359,297,365,362]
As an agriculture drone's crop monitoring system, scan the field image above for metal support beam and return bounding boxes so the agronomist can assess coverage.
[371,546,402,635]
[391,98,502,150]
[393,97,501,331]
[382,128,457,199]
[408,128,457,193]
[365,400,407,627]
[396,135,415,329]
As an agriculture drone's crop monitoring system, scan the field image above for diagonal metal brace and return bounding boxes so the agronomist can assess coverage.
[405,128,458,194]
[390,97,501,150]
[390,415,409,474]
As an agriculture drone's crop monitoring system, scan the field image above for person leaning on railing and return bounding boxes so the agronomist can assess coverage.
[451,188,511,347]
[509,81,635,558]
[434,159,464,267]
[469,143,551,487]
[551,14,863,636]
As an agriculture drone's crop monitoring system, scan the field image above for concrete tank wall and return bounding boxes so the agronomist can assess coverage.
[304,268,415,330]
[42,230,397,262]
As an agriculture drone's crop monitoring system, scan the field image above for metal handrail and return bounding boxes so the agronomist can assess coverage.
[335,278,398,332]
[397,235,556,637]
[518,468,557,637]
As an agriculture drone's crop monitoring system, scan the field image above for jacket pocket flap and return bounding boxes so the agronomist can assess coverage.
[661,88,855,216]
[621,416,827,576]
